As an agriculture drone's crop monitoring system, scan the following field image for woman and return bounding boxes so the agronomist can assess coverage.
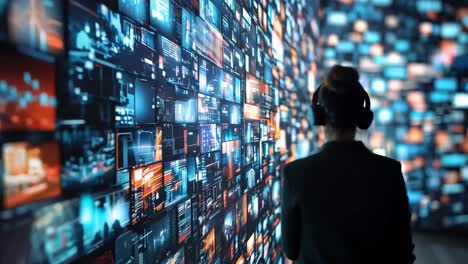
[281,65,415,264]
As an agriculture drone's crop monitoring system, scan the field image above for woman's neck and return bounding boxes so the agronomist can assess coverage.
[324,126,356,142]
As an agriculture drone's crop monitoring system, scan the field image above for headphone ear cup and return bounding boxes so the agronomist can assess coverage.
[356,109,374,130]
[312,85,326,126]
[313,105,326,126]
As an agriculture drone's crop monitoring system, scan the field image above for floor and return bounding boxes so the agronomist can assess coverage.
[414,232,468,264]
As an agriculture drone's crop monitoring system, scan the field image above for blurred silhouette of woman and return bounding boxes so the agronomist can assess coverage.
[281,65,415,264]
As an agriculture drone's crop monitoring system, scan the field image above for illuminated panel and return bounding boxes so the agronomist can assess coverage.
[194,17,223,67]
[177,199,192,244]
[200,124,221,153]
[222,140,242,181]
[0,49,56,131]
[243,104,260,120]
[174,87,197,123]
[60,125,115,191]
[8,0,64,54]
[163,158,188,207]
[198,93,220,123]
[131,162,165,225]
[79,187,130,252]
[2,141,61,209]
[119,0,148,25]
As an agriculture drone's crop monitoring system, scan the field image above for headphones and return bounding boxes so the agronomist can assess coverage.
[312,83,374,130]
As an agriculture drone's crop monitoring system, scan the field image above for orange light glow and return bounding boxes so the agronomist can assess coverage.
[354,20,368,33]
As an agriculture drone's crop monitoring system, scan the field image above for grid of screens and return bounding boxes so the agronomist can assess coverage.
[0,0,319,263]
[320,0,468,230]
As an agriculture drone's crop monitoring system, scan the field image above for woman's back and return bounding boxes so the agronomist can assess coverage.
[281,140,415,264]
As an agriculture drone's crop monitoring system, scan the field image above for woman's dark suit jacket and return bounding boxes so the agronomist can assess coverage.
[281,141,415,264]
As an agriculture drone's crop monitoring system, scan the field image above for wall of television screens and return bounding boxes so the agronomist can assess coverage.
[0,0,319,263]
[318,0,468,231]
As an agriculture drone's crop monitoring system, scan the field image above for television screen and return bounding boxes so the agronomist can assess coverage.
[199,0,221,30]
[175,87,198,123]
[8,0,64,54]
[2,141,61,209]
[246,74,271,108]
[0,49,56,131]
[163,123,199,159]
[69,0,157,79]
[116,126,162,170]
[221,101,242,125]
[132,212,178,263]
[177,199,192,244]
[194,17,223,67]
[118,0,148,25]
[158,35,182,85]
[181,48,199,90]
[222,124,242,142]
[197,151,222,181]
[131,162,165,225]
[156,82,176,123]
[181,8,196,50]
[198,93,221,123]
[199,56,223,98]
[200,124,221,153]
[134,79,156,124]
[79,187,130,251]
[60,125,115,191]
[150,0,182,43]
[222,71,242,104]
[243,143,260,167]
[30,199,80,263]
[164,159,189,207]
[222,140,242,181]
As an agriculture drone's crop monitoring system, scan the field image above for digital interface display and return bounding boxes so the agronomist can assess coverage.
[0,48,56,131]
[174,86,197,123]
[131,162,165,225]
[164,158,189,208]
[115,126,162,189]
[199,56,222,98]
[222,140,242,181]
[158,35,182,85]
[150,0,182,43]
[163,123,199,159]
[79,187,130,252]
[200,124,221,154]
[8,0,64,54]
[221,101,242,125]
[2,141,61,209]
[0,0,321,262]
[60,125,115,191]
[198,93,220,123]
[119,0,148,25]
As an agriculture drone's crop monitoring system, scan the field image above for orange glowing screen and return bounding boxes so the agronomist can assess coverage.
[202,228,216,264]
[0,49,56,131]
[2,141,61,208]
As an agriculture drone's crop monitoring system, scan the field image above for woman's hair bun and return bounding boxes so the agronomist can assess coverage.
[325,65,360,91]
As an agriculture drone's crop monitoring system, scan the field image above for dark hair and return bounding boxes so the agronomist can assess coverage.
[318,65,366,131]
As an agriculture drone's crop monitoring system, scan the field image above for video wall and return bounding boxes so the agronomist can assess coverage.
[0,0,319,263]
[319,0,468,230]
